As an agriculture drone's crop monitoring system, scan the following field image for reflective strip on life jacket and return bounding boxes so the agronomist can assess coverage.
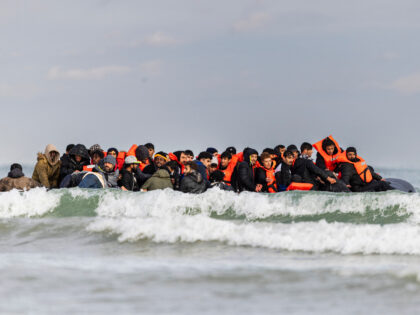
[83,165,95,172]
[337,152,373,183]
[286,182,314,191]
[313,135,342,171]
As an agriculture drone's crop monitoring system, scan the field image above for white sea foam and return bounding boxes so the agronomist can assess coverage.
[0,188,61,218]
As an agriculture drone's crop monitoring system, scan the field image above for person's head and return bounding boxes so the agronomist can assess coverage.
[287,145,299,159]
[179,152,188,165]
[66,144,75,155]
[209,170,225,183]
[220,151,232,168]
[165,161,178,173]
[107,148,119,158]
[92,151,104,165]
[10,163,23,172]
[44,144,60,165]
[282,150,295,165]
[184,161,198,174]
[263,148,277,160]
[225,146,237,155]
[198,152,213,168]
[206,147,218,158]
[145,143,155,158]
[300,142,313,157]
[103,156,116,172]
[209,163,218,174]
[154,151,168,168]
[274,145,286,156]
[124,155,140,171]
[323,138,336,156]
[346,147,358,161]
[135,145,150,163]
[260,152,272,169]
[74,155,82,163]
[185,150,194,161]
[89,144,102,158]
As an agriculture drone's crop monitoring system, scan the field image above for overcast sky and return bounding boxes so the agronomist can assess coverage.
[1,0,420,168]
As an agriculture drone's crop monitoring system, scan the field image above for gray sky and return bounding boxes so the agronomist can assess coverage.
[1,0,420,168]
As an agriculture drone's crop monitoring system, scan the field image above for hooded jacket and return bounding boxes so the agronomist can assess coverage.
[237,148,258,192]
[59,144,90,183]
[141,168,173,191]
[180,170,207,194]
[32,144,61,188]
[92,160,119,188]
[0,168,41,191]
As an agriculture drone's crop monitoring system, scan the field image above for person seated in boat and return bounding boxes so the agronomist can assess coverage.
[194,152,213,188]
[275,150,294,191]
[32,144,61,189]
[78,156,119,189]
[143,151,169,175]
[59,144,90,184]
[141,161,177,192]
[237,148,262,192]
[209,170,234,191]
[118,156,141,191]
[0,164,41,192]
[180,161,207,194]
[255,152,278,193]
[219,151,239,190]
[313,136,343,173]
[184,150,195,162]
[337,147,393,192]
[144,143,155,158]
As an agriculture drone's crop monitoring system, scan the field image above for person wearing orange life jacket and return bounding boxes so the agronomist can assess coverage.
[219,151,239,190]
[255,152,278,193]
[107,148,126,171]
[337,147,393,192]
[313,136,343,173]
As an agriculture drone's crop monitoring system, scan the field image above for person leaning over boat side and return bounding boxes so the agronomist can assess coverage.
[32,144,61,189]
[78,156,119,189]
[0,163,41,192]
[180,161,207,194]
[337,147,393,192]
[141,161,177,191]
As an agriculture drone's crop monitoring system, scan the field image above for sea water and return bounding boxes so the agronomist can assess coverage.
[0,166,419,314]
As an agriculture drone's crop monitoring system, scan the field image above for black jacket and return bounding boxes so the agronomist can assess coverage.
[339,161,382,189]
[134,167,152,187]
[59,144,90,183]
[275,162,292,189]
[180,171,207,194]
[237,148,258,192]
[254,166,277,193]
[292,157,330,185]
[118,168,139,191]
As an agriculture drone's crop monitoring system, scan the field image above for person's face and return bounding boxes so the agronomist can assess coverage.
[200,158,211,168]
[92,153,101,165]
[49,151,58,161]
[187,155,194,162]
[249,154,258,165]
[302,149,313,157]
[132,163,139,170]
[280,148,286,154]
[326,145,335,156]
[75,155,82,162]
[209,165,217,173]
[293,151,299,159]
[179,153,188,165]
[220,157,230,168]
[347,152,356,161]
[262,158,272,169]
[184,165,191,174]
[104,162,114,172]
[148,148,155,158]
[155,156,166,168]
[284,155,294,166]
[108,151,117,158]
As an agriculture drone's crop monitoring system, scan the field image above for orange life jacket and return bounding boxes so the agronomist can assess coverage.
[258,165,277,193]
[127,144,138,157]
[336,152,373,183]
[116,151,126,170]
[286,182,313,191]
[313,135,342,171]
[83,165,95,172]
[169,152,185,174]
[220,154,239,185]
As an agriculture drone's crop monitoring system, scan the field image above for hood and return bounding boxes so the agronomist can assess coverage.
[44,144,60,166]
[243,148,258,165]
[135,145,149,162]
[69,144,90,161]
[8,168,24,179]
[153,168,171,178]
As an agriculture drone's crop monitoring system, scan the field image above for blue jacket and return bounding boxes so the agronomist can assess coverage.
[194,160,211,188]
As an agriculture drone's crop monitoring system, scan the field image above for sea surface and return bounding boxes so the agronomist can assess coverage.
[0,166,419,314]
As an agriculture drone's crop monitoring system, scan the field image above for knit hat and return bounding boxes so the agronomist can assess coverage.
[103,155,116,167]
[10,163,23,172]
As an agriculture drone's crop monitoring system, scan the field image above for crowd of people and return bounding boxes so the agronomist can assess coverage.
[0,136,393,193]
